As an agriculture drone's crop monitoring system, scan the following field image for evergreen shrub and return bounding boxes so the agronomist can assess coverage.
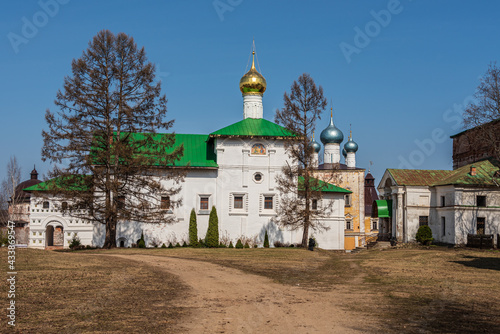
[205,206,219,248]
[263,230,270,248]
[416,225,434,245]
[235,239,243,249]
[189,208,198,247]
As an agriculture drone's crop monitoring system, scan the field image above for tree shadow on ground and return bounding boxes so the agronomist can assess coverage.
[385,296,500,334]
[452,255,500,271]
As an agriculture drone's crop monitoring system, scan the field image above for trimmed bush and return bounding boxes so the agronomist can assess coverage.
[182,241,187,247]
[168,242,174,248]
[137,231,145,248]
[235,239,243,249]
[198,238,205,248]
[253,244,258,248]
[175,242,181,248]
[416,225,434,245]
[161,243,167,248]
[263,230,270,248]
[189,208,198,247]
[205,206,219,248]
[219,242,226,248]
[244,242,250,248]
[228,241,234,248]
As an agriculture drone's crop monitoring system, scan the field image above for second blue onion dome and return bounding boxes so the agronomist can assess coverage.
[320,112,344,145]
[344,131,359,153]
[342,148,347,158]
[310,134,321,153]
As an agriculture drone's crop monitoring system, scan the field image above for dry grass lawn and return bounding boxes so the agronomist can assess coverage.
[1,245,499,333]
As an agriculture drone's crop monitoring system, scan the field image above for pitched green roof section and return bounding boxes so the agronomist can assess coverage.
[298,176,352,193]
[388,169,453,186]
[169,134,217,168]
[388,159,500,187]
[434,159,500,186]
[210,118,295,138]
[23,175,91,192]
[122,133,217,168]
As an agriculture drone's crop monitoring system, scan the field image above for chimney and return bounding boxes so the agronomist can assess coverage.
[470,165,476,176]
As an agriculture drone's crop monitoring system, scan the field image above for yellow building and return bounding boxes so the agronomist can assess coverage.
[311,111,378,250]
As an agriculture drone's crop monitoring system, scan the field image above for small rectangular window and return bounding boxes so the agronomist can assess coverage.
[200,197,209,210]
[62,202,68,210]
[441,217,446,236]
[346,220,352,230]
[477,196,486,207]
[477,217,485,234]
[345,194,351,207]
[43,201,50,209]
[311,199,318,210]
[372,220,378,230]
[234,196,243,209]
[441,196,445,207]
[161,196,170,210]
[419,216,428,227]
[264,196,273,210]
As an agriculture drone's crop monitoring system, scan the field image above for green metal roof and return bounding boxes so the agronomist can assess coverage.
[23,175,91,192]
[168,134,217,168]
[373,200,392,218]
[117,133,217,168]
[210,118,295,138]
[298,176,352,193]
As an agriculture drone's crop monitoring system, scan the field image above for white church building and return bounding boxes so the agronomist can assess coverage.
[24,51,359,250]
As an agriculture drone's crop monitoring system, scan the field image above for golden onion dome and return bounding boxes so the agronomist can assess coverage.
[239,51,266,95]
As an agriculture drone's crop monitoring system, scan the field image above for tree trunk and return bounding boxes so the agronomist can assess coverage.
[103,217,116,248]
[301,222,309,248]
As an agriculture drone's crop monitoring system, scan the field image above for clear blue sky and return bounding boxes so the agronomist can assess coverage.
[1,0,499,186]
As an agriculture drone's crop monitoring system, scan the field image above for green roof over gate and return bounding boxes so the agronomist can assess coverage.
[210,118,295,138]
[24,175,91,192]
[373,200,392,218]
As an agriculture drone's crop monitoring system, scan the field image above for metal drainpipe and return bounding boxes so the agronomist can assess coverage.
[403,186,407,243]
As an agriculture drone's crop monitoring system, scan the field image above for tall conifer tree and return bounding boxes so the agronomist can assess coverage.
[42,30,184,248]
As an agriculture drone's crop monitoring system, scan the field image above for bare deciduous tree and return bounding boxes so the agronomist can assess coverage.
[1,156,22,225]
[42,30,184,248]
[463,62,500,161]
[274,73,333,248]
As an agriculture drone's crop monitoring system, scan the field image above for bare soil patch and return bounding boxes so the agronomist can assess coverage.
[107,253,375,333]
[0,248,187,333]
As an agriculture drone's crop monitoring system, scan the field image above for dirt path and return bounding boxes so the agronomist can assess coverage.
[108,254,379,333]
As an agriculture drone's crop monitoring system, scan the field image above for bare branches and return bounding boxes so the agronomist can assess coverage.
[274,73,330,247]
[1,157,23,225]
[463,62,500,161]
